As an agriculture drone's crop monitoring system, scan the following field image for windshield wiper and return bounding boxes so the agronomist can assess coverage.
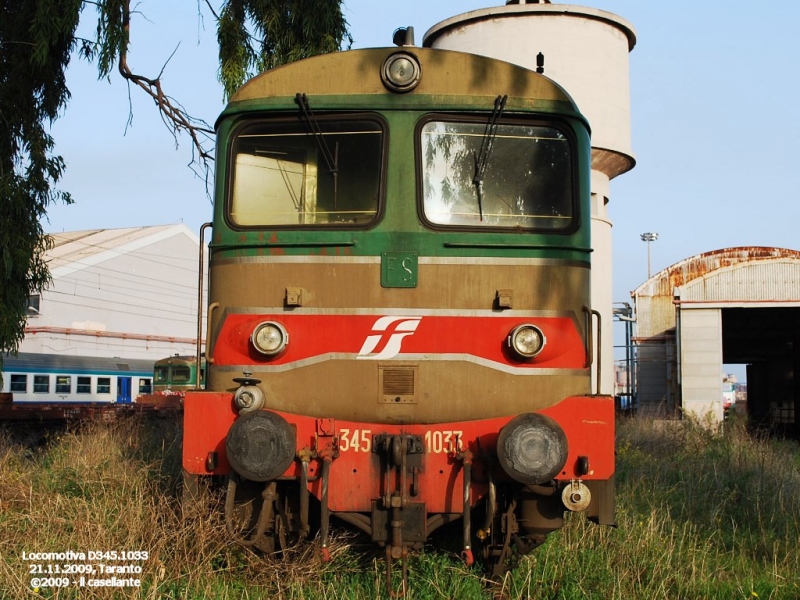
[295,93,339,208]
[472,94,507,221]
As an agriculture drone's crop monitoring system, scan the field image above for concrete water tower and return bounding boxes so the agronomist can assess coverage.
[424,0,636,395]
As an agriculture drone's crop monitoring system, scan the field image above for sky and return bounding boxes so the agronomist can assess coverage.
[45,1,800,373]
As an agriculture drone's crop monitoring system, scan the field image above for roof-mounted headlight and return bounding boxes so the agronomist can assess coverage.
[251,321,289,357]
[507,324,546,359]
[381,52,421,93]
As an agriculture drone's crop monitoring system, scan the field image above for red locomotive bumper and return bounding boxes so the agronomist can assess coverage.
[183,392,614,513]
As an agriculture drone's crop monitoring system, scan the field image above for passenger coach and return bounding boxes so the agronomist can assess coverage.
[2,353,153,404]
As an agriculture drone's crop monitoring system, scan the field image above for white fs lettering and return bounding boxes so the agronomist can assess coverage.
[356,316,422,360]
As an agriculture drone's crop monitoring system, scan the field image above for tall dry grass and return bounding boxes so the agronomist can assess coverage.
[0,418,477,599]
[500,416,800,599]
[0,418,230,599]
[1,415,799,599]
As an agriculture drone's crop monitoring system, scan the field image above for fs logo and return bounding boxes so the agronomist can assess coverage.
[356,316,422,360]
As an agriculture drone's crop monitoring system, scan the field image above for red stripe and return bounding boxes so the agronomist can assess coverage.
[213,313,585,369]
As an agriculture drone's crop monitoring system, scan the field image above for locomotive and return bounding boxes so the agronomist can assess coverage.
[153,354,205,394]
[183,36,614,591]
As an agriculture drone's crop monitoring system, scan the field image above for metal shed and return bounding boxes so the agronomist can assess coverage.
[632,247,800,433]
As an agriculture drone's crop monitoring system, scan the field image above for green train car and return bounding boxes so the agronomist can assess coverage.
[183,38,614,592]
[153,355,204,393]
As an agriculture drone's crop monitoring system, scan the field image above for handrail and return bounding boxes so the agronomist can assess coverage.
[592,309,602,395]
[582,306,602,395]
[582,306,592,370]
[196,223,212,386]
[205,302,220,365]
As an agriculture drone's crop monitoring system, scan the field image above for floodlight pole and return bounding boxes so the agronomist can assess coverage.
[640,232,658,279]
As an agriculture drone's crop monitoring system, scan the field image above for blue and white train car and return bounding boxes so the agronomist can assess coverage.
[1,353,154,404]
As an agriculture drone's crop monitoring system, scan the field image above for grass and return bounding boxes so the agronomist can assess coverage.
[0,415,799,599]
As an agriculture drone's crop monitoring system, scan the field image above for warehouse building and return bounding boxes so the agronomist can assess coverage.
[633,247,800,434]
[20,224,204,361]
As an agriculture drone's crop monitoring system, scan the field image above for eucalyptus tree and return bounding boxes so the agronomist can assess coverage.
[0,0,350,371]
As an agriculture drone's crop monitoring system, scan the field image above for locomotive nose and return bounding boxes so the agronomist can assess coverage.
[226,410,296,482]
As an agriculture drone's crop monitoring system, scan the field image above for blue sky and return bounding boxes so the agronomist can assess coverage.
[46,0,800,367]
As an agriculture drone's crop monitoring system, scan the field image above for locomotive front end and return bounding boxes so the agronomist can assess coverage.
[183,46,615,588]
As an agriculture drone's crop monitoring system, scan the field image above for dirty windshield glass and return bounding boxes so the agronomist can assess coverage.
[420,120,574,230]
[230,118,383,227]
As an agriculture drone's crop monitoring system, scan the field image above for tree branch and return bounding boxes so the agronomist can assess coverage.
[116,0,215,191]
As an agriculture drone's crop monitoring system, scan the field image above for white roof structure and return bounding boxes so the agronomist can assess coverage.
[22,224,205,361]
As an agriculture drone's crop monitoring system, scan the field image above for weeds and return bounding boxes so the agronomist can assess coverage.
[0,415,798,598]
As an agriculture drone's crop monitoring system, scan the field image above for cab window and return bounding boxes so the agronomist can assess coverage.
[172,367,191,383]
[420,119,574,230]
[154,366,169,384]
[229,117,384,227]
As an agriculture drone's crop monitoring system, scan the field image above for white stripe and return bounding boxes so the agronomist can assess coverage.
[214,353,587,376]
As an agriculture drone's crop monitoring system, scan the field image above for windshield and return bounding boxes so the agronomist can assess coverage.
[420,119,574,230]
[154,367,168,383]
[172,367,191,383]
[229,118,383,227]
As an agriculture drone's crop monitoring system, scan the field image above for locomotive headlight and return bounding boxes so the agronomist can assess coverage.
[251,321,288,356]
[381,52,421,93]
[507,324,546,359]
[497,413,568,485]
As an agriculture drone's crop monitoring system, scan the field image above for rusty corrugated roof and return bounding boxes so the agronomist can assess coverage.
[632,247,800,338]
[633,247,800,298]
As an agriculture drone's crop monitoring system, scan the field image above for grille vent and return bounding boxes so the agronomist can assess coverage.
[379,364,418,404]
